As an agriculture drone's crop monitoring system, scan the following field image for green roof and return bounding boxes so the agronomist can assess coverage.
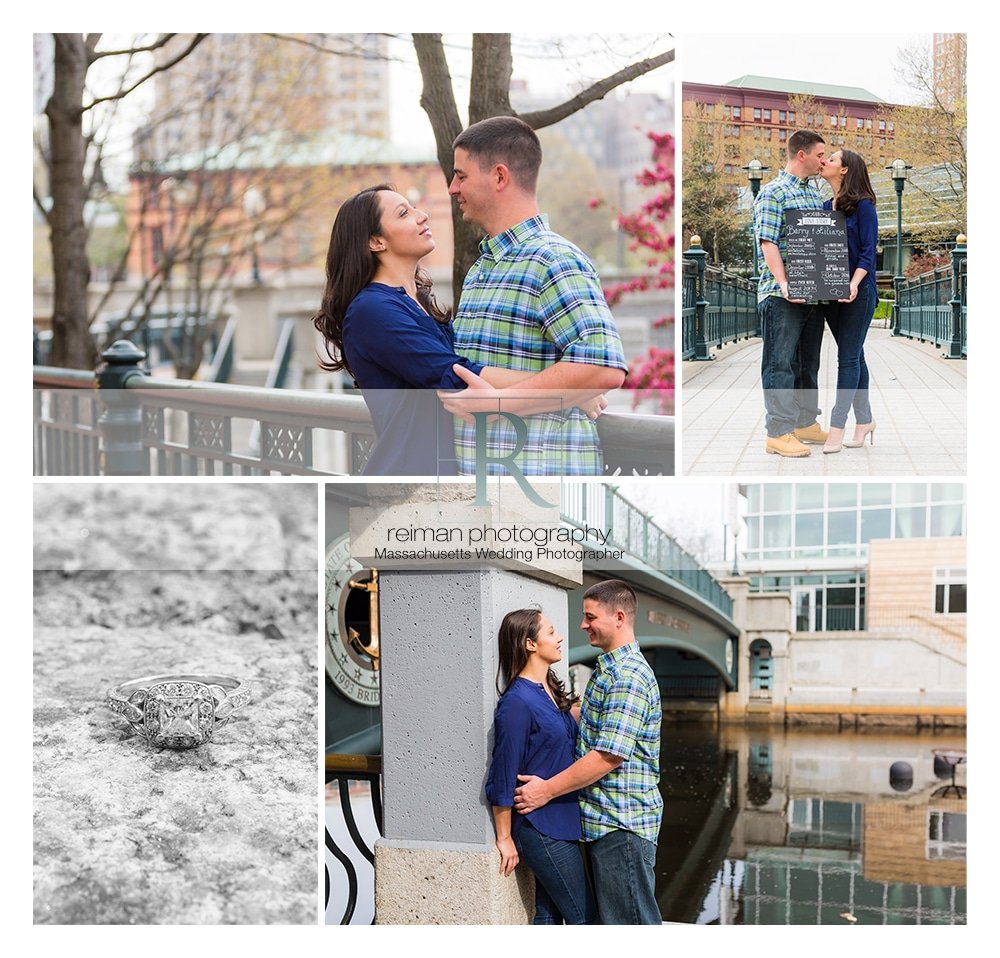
[724,75,886,104]
[141,131,437,175]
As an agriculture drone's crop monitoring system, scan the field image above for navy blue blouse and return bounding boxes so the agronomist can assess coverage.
[341,283,484,476]
[824,197,878,292]
[485,677,582,842]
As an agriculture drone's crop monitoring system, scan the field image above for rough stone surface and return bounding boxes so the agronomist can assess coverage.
[33,484,318,925]
[374,842,533,924]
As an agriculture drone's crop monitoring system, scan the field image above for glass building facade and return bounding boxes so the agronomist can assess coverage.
[741,483,966,632]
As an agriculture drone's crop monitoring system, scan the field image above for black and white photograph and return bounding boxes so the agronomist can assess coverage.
[33,482,318,924]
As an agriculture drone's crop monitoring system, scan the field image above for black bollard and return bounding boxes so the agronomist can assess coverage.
[96,340,149,476]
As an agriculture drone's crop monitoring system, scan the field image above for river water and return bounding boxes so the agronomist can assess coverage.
[656,725,966,925]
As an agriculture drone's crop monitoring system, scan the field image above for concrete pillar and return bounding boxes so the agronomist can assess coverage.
[717,575,750,719]
[349,483,581,924]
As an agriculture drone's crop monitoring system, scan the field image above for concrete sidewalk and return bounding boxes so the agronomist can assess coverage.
[681,327,967,475]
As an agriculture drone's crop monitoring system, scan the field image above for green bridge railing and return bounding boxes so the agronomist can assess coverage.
[682,239,758,360]
[562,482,733,620]
[896,238,967,359]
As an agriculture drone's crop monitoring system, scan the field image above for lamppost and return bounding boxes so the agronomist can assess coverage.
[743,159,769,282]
[243,185,265,285]
[887,158,911,336]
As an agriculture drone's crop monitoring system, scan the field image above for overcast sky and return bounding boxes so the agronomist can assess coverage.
[681,33,932,106]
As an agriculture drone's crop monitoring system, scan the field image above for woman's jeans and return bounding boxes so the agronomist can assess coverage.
[825,283,876,429]
[516,820,596,925]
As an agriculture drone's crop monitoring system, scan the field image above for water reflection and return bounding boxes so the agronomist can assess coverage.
[656,725,966,925]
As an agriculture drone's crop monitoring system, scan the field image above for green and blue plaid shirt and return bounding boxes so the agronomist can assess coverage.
[577,641,663,844]
[453,215,627,476]
[753,170,825,303]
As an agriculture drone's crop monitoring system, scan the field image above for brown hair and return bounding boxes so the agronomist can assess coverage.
[787,129,825,157]
[495,608,576,711]
[832,148,877,219]
[453,116,543,193]
[312,184,450,378]
[583,579,637,620]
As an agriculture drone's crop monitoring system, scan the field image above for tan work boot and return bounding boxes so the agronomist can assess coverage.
[793,422,829,444]
[766,433,811,457]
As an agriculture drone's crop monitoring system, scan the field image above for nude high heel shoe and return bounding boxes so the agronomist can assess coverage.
[844,421,876,447]
[823,426,845,454]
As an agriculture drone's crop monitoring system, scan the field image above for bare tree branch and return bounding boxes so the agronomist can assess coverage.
[33,186,51,225]
[84,34,209,111]
[519,48,674,130]
[90,34,178,61]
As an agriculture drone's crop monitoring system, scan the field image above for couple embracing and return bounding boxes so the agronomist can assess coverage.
[312,115,626,477]
[485,579,662,925]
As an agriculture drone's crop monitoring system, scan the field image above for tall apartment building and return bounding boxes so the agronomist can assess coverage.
[933,33,967,113]
[136,33,390,164]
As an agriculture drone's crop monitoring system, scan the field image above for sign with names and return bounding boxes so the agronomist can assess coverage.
[785,209,851,300]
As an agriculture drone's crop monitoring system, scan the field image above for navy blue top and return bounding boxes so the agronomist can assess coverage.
[485,677,582,842]
[341,283,484,476]
[824,197,878,293]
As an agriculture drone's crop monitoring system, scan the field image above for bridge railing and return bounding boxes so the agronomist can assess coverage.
[682,240,758,360]
[34,340,675,477]
[896,239,967,359]
[562,483,733,620]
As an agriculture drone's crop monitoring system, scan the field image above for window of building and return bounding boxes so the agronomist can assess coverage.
[928,810,967,860]
[888,121,894,132]
[931,504,965,537]
[763,108,771,121]
[830,114,838,126]
[860,508,891,544]
[857,117,864,129]
[806,113,813,125]
[861,484,892,506]
[779,110,787,122]
[827,510,858,550]
[733,106,741,118]
[779,129,787,141]
[895,506,927,538]
[754,107,762,120]
[789,111,796,123]
[724,104,732,118]
[704,103,714,115]
[934,568,967,614]
[763,484,793,513]
[865,117,872,129]
[839,115,847,127]
[795,485,825,510]
[879,118,886,131]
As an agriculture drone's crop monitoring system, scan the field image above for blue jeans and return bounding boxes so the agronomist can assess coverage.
[758,297,825,437]
[586,829,660,925]
[516,820,596,925]
[824,283,876,429]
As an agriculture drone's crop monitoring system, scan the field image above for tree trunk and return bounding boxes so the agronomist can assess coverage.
[412,33,483,309]
[468,35,512,123]
[46,34,98,369]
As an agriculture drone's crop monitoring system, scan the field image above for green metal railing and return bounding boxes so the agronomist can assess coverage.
[562,483,733,620]
[897,240,967,359]
[682,241,758,360]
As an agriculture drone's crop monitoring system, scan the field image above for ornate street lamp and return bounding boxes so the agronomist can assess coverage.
[243,185,266,285]
[886,158,911,336]
[743,159,769,282]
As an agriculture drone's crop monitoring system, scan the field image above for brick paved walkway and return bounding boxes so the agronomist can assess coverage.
[681,327,967,475]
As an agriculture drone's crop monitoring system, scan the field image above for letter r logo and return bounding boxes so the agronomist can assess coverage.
[473,412,556,508]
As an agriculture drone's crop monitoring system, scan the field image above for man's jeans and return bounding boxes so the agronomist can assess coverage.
[824,283,876,429]
[516,820,596,925]
[586,828,660,925]
[758,296,825,437]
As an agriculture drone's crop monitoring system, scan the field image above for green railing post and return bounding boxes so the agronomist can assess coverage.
[96,339,149,476]
[946,234,967,360]
[684,237,712,361]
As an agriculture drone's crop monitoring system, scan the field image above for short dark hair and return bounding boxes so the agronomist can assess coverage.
[453,116,542,192]
[583,579,637,619]
[788,129,825,157]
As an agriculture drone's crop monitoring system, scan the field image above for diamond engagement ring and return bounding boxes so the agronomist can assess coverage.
[106,673,252,749]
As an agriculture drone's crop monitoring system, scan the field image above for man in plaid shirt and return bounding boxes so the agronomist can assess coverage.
[440,116,628,475]
[514,579,662,924]
[754,130,830,458]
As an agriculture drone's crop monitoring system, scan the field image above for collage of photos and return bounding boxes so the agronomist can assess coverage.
[31,31,968,931]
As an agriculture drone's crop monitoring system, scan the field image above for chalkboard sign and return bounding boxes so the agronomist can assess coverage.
[785,209,850,300]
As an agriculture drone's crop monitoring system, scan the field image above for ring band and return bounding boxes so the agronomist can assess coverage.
[106,673,252,749]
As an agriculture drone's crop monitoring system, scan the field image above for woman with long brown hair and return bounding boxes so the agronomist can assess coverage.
[312,185,604,475]
[819,149,880,453]
[484,608,596,924]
